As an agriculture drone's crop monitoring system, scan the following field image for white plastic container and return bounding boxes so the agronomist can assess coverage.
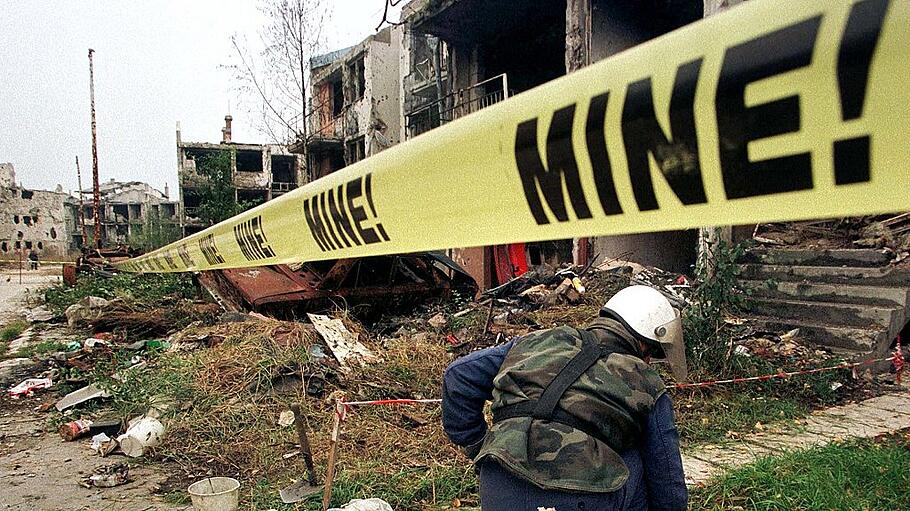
[117,416,165,457]
[187,477,240,511]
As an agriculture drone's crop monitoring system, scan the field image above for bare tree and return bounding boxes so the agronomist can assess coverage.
[229,0,329,144]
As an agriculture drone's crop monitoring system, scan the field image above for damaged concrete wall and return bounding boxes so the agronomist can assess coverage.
[79,179,179,245]
[0,164,77,258]
[367,26,403,154]
[308,27,401,169]
[0,163,15,188]
[177,120,302,235]
[573,0,704,273]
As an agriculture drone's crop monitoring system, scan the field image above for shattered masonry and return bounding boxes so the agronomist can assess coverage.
[176,117,304,237]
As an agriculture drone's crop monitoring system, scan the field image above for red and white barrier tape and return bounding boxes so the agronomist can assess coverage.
[338,335,905,407]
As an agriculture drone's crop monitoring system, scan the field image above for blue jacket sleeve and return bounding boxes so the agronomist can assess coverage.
[441,340,515,447]
[642,393,688,511]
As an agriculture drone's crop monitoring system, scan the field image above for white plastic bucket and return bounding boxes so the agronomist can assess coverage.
[187,477,240,511]
[117,417,165,457]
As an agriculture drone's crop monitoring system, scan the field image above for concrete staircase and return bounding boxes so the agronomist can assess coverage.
[739,248,910,358]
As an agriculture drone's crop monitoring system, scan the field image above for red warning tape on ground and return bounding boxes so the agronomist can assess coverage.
[337,336,905,408]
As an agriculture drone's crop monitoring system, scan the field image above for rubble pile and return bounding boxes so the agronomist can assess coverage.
[754,213,910,263]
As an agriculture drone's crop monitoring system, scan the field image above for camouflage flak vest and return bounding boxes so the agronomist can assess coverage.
[475,320,666,493]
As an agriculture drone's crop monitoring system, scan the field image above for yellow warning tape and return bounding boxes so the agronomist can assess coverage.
[119,0,909,274]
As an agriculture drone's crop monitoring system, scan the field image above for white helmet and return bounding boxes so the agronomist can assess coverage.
[601,285,687,382]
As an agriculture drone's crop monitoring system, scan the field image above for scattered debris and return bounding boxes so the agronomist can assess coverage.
[187,477,240,511]
[25,306,53,322]
[278,410,295,427]
[8,377,52,398]
[199,253,476,318]
[81,463,131,488]
[91,433,119,457]
[328,498,395,511]
[55,383,111,411]
[59,419,93,441]
[64,296,110,328]
[117,416,165,458]
[427,313,447,329]
[308,313,377,370]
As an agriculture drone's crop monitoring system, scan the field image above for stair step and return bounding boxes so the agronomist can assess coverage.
[747,297,902,330]
[741,280,909,307]
[746,315,892,355]
[741,248,893,268]
[739,264,910,286]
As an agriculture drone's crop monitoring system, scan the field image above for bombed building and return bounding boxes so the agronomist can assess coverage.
[304,27,402,179]
[0,163,79,258]
[78,178,179,246]
[177,116,304,235]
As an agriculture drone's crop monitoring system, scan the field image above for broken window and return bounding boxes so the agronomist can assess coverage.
[331,76,344,117]
[17,231,23,240]
[346,137,366,164]
[160,203,176,219]
[23,216,32,226]
[21,190,33,199]
[348,55,366,102]
[0,242,6,252]
[113,204,128,223]
[128,203,142,221]
[37,241,43,250]
[24,241,32,249]
[237,189,268,209]
[14,241,20,250]
[50,227,57,239]
[13,215,19,224]
[236,150,263,173]
[271,155,296,184]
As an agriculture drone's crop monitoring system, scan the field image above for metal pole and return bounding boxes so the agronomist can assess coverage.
[88,48,102,249]
[75,156,88,246]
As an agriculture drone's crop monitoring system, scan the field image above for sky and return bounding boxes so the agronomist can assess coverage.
[0,0,402,195]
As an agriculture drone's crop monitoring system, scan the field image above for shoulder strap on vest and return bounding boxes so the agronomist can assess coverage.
[493,328,620,445]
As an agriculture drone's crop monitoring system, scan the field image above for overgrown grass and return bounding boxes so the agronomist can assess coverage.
[15,339,67,358]
[44,272,197,315]
[690,431,910,510]
[1,320,28,342]
[87,319,474,510]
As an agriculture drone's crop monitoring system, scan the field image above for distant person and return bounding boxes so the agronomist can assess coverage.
[27,249,39,270]
[442,285,688,511]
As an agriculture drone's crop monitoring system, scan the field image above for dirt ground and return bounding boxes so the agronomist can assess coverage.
[0,266,186,511]
[0,266,60,324]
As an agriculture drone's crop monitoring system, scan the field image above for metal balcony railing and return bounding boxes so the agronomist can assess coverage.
[405,74,511,140]
[271,182,297,193]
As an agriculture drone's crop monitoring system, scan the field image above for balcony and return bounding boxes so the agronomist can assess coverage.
[405,74,511,140]
[271,182,298,195]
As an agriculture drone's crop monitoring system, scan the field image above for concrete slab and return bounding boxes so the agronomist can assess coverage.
[740,263,910,286]
[681,391,910,485]
[741,248,893,268]
[742,279,910,307]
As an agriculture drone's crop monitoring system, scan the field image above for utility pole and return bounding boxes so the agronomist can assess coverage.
[88,48,102,249]
[75,156,88,246]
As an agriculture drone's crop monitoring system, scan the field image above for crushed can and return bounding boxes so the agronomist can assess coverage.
[59,419,94,441]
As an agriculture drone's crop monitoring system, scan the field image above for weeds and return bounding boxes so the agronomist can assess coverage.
[15,339,66,358]
[691,431,910,510]
[683,240,751,379]
[44,273,197,316]
[1,320,28,342]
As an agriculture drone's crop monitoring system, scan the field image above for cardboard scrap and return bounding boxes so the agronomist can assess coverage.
[306,314,377,369]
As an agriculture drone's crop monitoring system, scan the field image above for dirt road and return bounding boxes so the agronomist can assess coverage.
[0,266,60,324]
